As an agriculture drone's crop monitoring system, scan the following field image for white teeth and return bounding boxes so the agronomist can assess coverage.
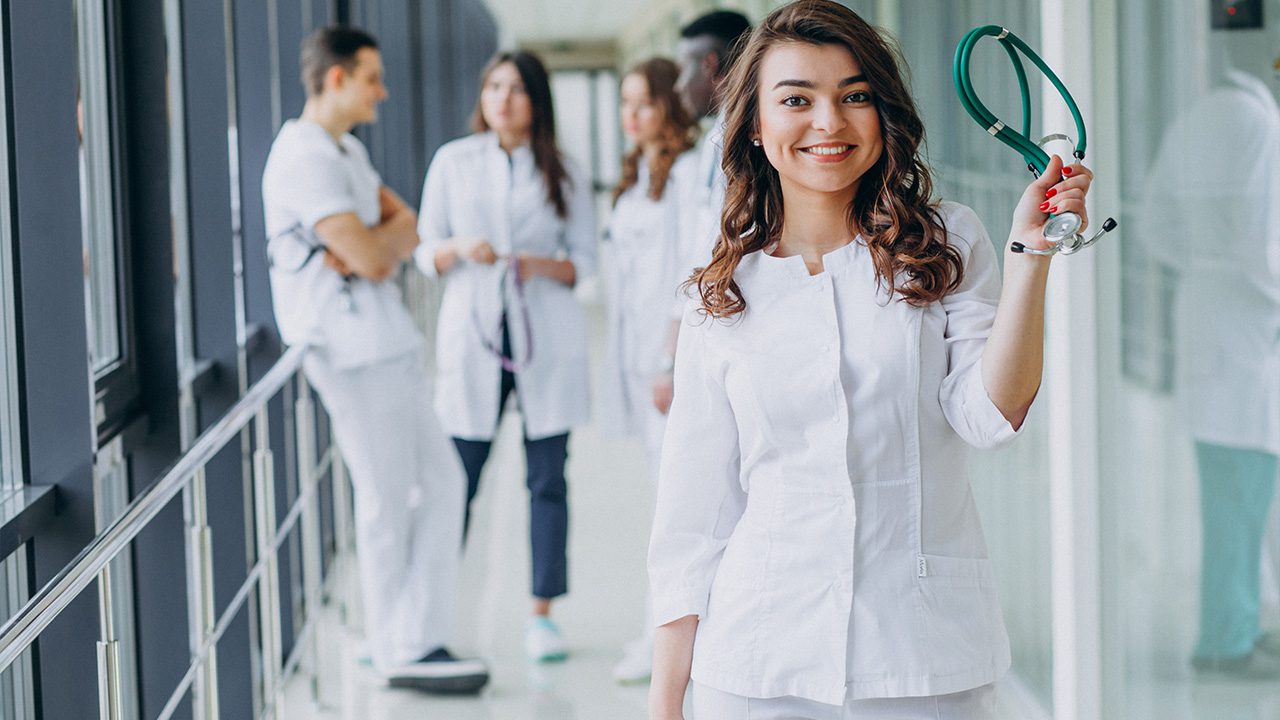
[804,145,850,156]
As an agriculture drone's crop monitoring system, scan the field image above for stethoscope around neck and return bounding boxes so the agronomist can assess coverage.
[953,25,1118,256]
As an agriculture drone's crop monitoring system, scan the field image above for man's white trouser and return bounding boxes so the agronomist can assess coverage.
[303,349,466,671]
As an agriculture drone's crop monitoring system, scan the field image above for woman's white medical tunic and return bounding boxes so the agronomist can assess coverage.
[599,153,696,441]
[649,202,1020,706]
[416,132,597,441]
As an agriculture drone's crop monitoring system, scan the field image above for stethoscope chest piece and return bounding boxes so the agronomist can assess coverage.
[1011,215,1118,256]
[1043,212,1082,243]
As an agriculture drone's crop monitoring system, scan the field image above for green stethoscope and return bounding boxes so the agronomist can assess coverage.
[953,25,1117,256]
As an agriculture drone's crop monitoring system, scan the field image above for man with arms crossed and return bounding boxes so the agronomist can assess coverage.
[262,25,487,693]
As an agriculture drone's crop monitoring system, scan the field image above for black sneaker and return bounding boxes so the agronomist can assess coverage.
[385,647,490,694]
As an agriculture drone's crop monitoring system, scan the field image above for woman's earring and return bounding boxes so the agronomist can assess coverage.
[752,138,762,147]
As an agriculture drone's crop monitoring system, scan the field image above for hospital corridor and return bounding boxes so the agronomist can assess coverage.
[1,0,1279,719]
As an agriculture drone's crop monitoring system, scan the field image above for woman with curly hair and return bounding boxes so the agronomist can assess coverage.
[599,56,699,685]
[647,1,1093,717]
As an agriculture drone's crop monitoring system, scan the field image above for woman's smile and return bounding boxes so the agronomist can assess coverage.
[798,142,855,162]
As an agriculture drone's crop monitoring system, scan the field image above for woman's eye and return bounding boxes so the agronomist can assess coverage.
[844,91,873,104]
[781,95,808,108]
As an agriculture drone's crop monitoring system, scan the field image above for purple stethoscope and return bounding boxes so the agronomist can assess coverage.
[473,255,534,373]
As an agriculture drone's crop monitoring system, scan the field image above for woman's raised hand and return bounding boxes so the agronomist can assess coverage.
[1008,154,1094,256]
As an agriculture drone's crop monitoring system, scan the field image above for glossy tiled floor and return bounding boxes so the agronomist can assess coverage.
[282,407,657,719]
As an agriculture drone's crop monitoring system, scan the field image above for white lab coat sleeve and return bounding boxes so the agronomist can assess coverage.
[648,306,747,626]
[937,205,1022,450]
[564,161,598,283]
[413,145,453,278]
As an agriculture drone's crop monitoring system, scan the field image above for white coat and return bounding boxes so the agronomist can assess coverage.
[672,114,727,303]
[262,119,422,369]
[599,152,697,438]
[649,202,1019,705]
[416,133,597,441]
[1141,69,1280,455]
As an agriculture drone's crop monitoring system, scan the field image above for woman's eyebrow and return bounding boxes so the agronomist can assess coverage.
[771,74,867,90]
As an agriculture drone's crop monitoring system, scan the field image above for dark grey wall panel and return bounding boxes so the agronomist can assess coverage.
[5,0,98,717]
[277,0,308,125]
[116,0,186,714]
[234,0,283,386]
[179,1,258,716]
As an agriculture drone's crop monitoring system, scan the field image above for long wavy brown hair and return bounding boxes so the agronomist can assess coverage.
[471,51,572,218]
[693,0,962,318]
[612,58,698,205]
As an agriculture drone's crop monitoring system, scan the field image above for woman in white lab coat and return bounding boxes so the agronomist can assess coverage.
[415,50,596,663]
[647,2,1094,718]
[599,57,698,684]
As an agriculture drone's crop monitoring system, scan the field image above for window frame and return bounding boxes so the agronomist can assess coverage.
[76,0,143,445]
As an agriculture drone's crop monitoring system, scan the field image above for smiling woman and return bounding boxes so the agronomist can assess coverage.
[692,1,965,321]
[646,1,1096,718]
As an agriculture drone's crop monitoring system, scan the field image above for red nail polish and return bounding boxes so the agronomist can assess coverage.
[1049,205,1059,214]
[1062,166,1073,175]
[1039,201,1050,212]
[1046,188,1057,198]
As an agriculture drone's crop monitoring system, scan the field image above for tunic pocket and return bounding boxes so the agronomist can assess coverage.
[914,554,1002,675]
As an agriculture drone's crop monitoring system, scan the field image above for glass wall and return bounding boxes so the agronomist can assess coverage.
[0,5,34,715]
[1100,0,1280,717]
[75,0,122,378]
[896,1,1053,710]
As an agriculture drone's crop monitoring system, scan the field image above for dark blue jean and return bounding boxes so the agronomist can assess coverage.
[451,324,569,600]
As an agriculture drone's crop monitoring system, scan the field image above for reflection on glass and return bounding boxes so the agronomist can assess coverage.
[1141,46,1280,679]
[75,0,120,376]
[1108,2,1280,716]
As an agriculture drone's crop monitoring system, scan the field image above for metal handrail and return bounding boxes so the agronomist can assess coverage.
[0,345,308,674]
[155,441,332,720]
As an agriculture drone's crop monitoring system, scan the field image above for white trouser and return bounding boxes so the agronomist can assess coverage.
[691,682,996,720]
[304,350,466,671]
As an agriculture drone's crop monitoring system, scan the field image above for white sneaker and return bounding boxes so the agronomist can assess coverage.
[525,617,568,663]
[612,636,652,684]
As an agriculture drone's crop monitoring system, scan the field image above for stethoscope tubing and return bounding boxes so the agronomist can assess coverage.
[470,254,534,374]
[953,25,1087,175]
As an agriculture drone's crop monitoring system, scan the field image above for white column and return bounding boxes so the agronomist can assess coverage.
[1040,2,1102,718]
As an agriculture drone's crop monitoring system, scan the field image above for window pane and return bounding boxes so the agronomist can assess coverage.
[0,0,18,496]
[75,0,121,376]
[1101,2,1280,717]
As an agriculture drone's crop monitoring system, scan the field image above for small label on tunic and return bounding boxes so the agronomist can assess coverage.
[917,555,928,577]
